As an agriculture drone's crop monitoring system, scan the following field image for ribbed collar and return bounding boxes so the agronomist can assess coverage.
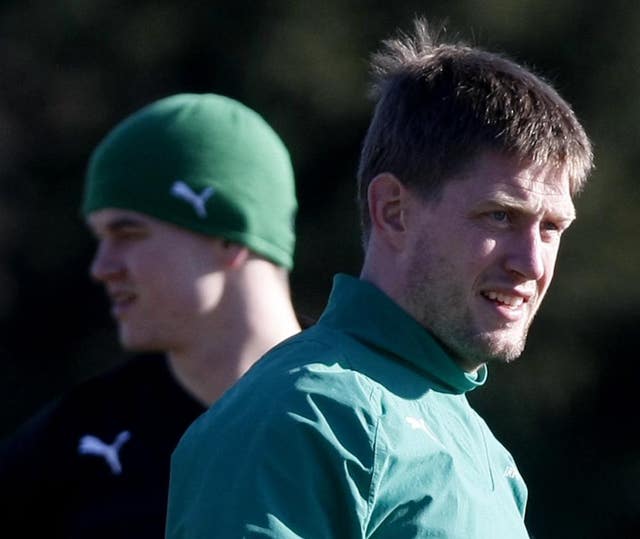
[318,274,487,395]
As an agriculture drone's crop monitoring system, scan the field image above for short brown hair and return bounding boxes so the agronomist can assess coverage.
[357,19,593,244]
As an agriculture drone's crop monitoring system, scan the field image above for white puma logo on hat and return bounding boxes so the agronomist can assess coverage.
[78,430,131,475]
[170,180,215,218]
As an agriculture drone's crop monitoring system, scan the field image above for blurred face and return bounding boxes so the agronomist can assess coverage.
[87,208,227,352]
[400,151,575,371]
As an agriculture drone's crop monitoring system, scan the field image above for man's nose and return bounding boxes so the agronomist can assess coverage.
[89,242,124,282]
[504,227,545,281]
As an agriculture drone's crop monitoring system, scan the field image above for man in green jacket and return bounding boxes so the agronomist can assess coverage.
[166,19,593,538]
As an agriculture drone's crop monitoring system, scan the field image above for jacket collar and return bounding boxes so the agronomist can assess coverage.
[318,274,487,395]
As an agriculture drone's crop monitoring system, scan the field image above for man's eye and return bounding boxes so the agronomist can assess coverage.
[541,221,559,232]
[112,226,147,240]
[491,211,509,222]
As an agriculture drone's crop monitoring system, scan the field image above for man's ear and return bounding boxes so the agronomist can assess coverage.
[219,240,250,269]
[367,173,410,250]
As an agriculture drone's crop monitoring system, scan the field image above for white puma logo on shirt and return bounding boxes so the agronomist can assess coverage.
[78,430,131,475]
[405,416,441,444]
[504,465,523,481]
[170,180,215,218]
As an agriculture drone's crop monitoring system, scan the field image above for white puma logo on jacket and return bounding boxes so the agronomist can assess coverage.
[170,180,215,218]
[78,430,131,475]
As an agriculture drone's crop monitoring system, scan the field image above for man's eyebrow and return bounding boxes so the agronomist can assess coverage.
[106,217,147,230]
[90,216,148,236]
[479,193,576,222]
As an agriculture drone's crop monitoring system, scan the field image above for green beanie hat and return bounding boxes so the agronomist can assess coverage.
[82,93,297,269]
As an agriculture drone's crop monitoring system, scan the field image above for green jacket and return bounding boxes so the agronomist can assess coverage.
[167,275,529,538]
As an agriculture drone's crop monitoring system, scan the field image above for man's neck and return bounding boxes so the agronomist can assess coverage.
[165,268,301,406]
[166,320,299,406]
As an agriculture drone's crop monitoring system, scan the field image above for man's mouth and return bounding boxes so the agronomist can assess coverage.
[109,291,136,317]
[481,291,527,309]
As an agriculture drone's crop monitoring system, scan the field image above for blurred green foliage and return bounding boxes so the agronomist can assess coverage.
[0,1,638,537]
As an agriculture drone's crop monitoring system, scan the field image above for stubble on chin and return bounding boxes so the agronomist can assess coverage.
[404,281,532,370]
[401,242,533,370]
[467,327,528,364]
[428,322,529,371]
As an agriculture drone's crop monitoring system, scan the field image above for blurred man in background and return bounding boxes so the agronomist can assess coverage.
[166,19,593,538]
[0,93,301,538]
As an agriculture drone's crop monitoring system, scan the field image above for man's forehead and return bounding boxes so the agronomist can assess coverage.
[490,166,574,216]
[87,208,152,231]
[463,152,576,218]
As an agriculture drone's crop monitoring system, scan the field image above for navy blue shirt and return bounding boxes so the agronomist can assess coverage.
[0,354,205,538]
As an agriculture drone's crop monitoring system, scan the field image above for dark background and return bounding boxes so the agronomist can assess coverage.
[0,2,638,537]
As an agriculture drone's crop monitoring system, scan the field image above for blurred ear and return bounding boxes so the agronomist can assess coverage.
[367,173,410,250]
[219,240,250,269]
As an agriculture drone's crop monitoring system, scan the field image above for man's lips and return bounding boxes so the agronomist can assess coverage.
[480,288,535,320]
[108,290,136,318]
[481,290,527,308]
